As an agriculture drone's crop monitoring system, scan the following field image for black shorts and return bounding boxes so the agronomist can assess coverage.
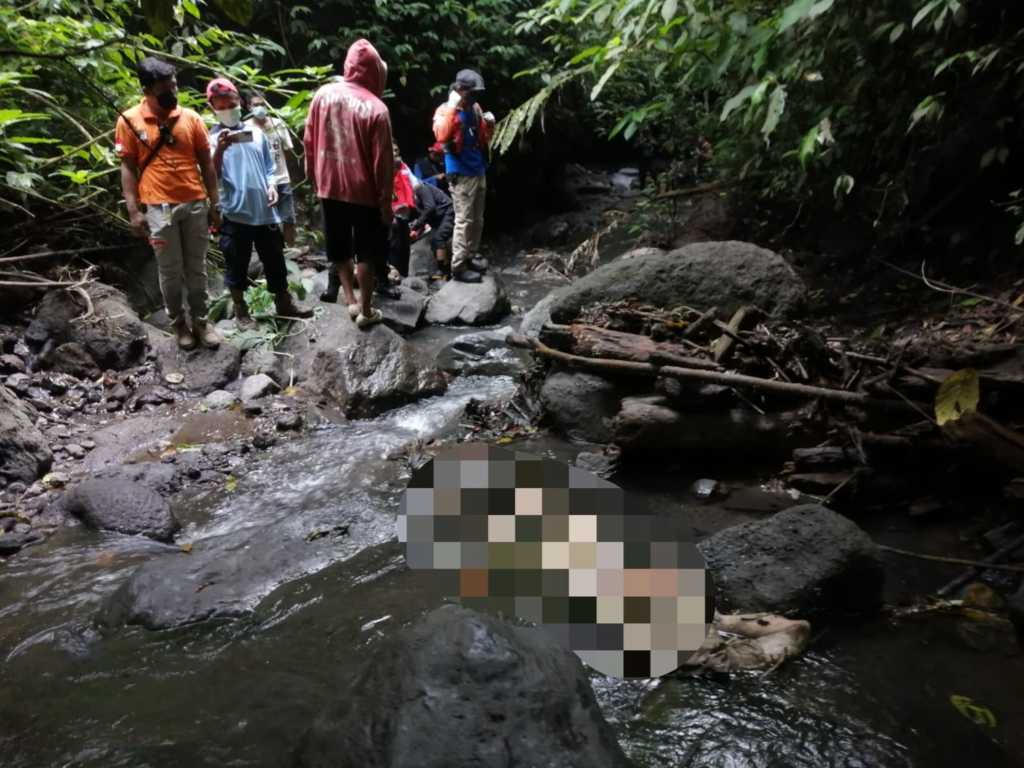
[321,198,387,267]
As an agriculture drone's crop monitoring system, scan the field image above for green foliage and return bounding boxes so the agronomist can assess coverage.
[500,0,1024,246]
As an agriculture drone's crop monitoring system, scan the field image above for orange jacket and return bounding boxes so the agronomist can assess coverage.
[432,102,494,157]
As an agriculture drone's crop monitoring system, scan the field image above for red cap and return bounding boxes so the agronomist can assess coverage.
[205,78,238,100]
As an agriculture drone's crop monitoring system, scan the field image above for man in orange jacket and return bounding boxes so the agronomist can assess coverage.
[432,69,495,283]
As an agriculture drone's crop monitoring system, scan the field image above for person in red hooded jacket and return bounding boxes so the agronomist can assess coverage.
[304,39,394,328]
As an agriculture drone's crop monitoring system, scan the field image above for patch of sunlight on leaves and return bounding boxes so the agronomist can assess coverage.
[935,369,979,426]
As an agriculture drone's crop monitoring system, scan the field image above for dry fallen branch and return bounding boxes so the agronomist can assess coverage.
[507,332,917,408]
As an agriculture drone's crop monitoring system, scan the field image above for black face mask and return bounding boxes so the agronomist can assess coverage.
[156,91,178,110]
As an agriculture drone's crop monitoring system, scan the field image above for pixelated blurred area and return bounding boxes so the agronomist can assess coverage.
[398,442,714,678]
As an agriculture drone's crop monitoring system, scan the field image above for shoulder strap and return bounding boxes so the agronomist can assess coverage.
[124,114,179,182]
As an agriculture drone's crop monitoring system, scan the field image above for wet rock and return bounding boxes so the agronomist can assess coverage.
[612,397,791,462]
[275,412,303,432]
[63,469,179,542]
[240,346,281,385]
[240,373,279,402]
[64,443,86,460]
[127,385,176,411]
[0,529,44,556]
[407,240,438,277]
[154,334,243,396]
[0,384,53,484]
[0,354,25,374]
[102,497,394,630]
[252,429,276,449]
[5,372,31,395]
[290,306,445,418]
[436,326,524,377]
[698,504,884,616]
[574,449,619,479]
[297,604,634,768]
[49,342,102,380]
[401,276,429,294]
[519,291,559,339]
[203,390,239,410]
[38,372,73,396]
[108,383,130,402]
[425,275,511,326]
[24,284,147,370]
[376,285,427,334]
[540,372,622,443]
[539,241,805,326]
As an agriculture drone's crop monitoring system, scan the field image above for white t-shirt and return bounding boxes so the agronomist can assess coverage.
[247,116,293,187]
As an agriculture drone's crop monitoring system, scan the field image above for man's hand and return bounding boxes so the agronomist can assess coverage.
[209,206,222,231]
[482,111,496,125]
[128,209,148,238]
[216,130,236,152]
[267,185,279,207]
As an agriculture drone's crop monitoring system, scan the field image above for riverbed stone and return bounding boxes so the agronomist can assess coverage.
[102,494,395,630]
[24,284,148,371]
[425,275,511,326]
[376,285,428,334]
[278,303,444,417]
[436,326,524,377]
[0,353,25,374]
[0,384,52,484]
[240,373,279,401]
[296,604,635,768]
[63,471,179,542]
[154,333,243,395]
[540,371,622,443]
[519,290,559,339]
[49,342,102,380]
[698,504,884,616]
[537,241,805,325]
[240,345,281,384]
[203,389,239,410]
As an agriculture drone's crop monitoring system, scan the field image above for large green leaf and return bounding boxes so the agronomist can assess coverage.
[778,0,815,33]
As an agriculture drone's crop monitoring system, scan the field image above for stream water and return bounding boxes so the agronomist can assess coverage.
[2,257,1023,768]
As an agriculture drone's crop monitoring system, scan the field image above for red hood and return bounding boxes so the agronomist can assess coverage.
[343,39,386,96]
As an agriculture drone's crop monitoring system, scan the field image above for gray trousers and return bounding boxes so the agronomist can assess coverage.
[145,200,211,324]
[450,174,486,272]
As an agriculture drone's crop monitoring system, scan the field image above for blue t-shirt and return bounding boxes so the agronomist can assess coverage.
[210,124,281,226]
[444,109,487,177]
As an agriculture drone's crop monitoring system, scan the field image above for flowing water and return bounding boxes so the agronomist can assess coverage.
[2,268,1023,767]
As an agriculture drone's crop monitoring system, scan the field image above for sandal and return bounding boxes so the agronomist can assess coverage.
[356,308,384,329]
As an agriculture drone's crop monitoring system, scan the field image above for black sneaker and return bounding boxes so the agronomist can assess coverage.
[452,269,482,284]
[469,257,489,272]
[319,290,338,303]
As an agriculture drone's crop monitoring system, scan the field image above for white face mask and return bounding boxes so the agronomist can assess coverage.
[251,105,268,120]
[214,106,242,127]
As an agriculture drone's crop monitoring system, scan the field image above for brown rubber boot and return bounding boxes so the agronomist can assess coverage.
[274,290,314,319]
[231,289,256,329]
[172,318,196,351]
[192,319,222,349]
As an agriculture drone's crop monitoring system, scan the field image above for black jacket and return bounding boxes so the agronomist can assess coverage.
[411,183,453,231]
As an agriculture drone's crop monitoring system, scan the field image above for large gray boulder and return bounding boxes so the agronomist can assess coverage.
[425,275,511,326]
[540,371,623,443]
[297,604,635,768]
[698,504,884,616]
[24,284,148,371]
[376,285,428,334]
[0,384,52,484]
[154,333,243,395]
[540,241,805,325]
[278,303,445,418]
[63,468,180,542]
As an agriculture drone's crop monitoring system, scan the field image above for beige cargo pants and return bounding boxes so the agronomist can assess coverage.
[145,200,211,325]
[449,174,486,273]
